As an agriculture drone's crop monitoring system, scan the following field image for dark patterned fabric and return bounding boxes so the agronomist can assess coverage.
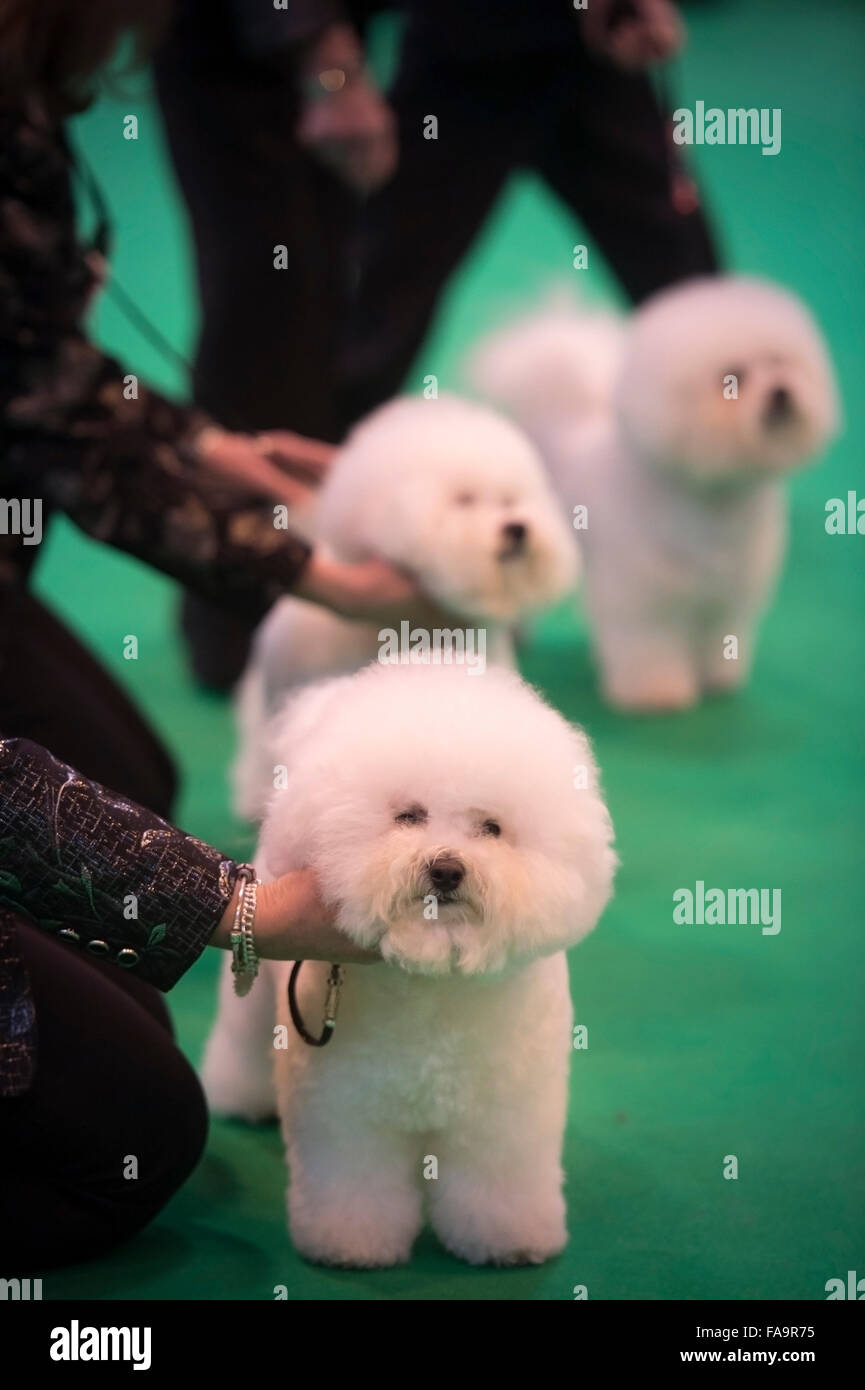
[0,737,238,1096]
[0,96,317,1098]
[0,98,311,612]
[0,907,36,1096]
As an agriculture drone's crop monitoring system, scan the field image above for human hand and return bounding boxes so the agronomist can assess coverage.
[294,551,435,624]
[193,425,332,507]
[296,24,397,194]
[255,430,335,485]
[213,868,379,963]
[580,0,684,70]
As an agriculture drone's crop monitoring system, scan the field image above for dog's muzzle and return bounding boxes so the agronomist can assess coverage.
[763,384,795,429]
[498,521,528,561]
[426,855,466,903]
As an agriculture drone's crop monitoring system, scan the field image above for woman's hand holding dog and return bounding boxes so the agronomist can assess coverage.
[193,425,335,507]
[212,869,379,964]
[194,428,436,623]
[295,552,450,627]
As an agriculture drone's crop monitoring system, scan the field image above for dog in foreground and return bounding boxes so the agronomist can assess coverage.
[473,276,840,710]
[234,393,577,819]
[204,662,616,1268]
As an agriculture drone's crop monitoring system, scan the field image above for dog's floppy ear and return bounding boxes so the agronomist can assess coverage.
[255,674,360,877]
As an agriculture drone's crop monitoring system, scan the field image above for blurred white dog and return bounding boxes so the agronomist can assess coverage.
[473,278,839,710]
[235,394,577,817]
[203,662,616,1268]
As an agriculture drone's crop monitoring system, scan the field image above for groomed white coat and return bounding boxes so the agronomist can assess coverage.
[203,662,616,1268]
[234,393,578,818]
[473,277,840,710]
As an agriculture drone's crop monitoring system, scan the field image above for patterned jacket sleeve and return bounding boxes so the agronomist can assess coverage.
[0,737,237,990]
[0,102,311,618]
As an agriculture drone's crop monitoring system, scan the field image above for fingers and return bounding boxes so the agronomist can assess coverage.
[283,883,381,964]
[255,431,336,480]
[249,459,318,508]
[298,935,380,964]
[194,430,316,506]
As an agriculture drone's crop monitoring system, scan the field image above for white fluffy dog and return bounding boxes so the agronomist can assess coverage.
[235,393,577,818]
[203,662,616,1268]
[473,277,840,710]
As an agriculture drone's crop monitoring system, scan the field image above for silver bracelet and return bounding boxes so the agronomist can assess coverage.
[230,864,259,997]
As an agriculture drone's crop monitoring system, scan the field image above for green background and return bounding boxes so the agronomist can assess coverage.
[40,0,863,1300]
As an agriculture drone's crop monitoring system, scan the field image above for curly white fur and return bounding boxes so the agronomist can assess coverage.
[234,393,578,818]
[203,662,616,1268]
[472,276,840,710]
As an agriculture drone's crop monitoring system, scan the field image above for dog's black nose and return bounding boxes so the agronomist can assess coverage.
[428,857,465,894]
[502,521,527,550]
[765,385,793,424]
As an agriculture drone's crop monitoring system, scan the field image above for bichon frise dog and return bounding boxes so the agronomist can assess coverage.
[203,661,616,1268]
[473,277,839,711]
[234,393,578,818]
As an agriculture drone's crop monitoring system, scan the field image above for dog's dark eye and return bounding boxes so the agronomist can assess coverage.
[480,818,501,837]
[455,492,476,506]
[395,805,427,826]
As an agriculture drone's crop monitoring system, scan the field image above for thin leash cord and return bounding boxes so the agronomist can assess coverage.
[288,961,343,1047]
[104,267,195,380]
[66,135,252,435]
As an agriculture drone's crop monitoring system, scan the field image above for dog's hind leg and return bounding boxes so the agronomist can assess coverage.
[594,616,700,712]
[698,609,757,695]
[200,955,279,1122]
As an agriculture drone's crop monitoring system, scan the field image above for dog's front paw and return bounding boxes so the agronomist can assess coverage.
[488,1240,567,1268]
[444,1219,567,1268]
[431,1184,567,1267]
[289,1207,415,1269]
[287,1169,423,1269]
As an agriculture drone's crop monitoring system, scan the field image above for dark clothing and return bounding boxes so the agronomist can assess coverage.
[155,1,362,684]
[0,86,312,1267]
[0,735,238,1098]
[338,12,720,422]
[0,99,312,610]
[0,733,228,1266]
[0,588,177,820]
[0,918,208,1268]
[171,0,353,67]
[155,16,355,441]
[0,97,257,1109]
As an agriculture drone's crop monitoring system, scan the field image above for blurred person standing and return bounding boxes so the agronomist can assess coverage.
[338,0,721,423]
[155,0,398,688]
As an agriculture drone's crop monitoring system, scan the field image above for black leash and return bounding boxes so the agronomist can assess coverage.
[64,131,259,434]
[287,961,344,1047]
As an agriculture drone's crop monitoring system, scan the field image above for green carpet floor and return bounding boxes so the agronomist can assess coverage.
[36,0,864,1299]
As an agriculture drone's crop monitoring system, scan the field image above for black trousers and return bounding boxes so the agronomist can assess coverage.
[0,590,205,1268]
[0,919,208,1269]
[338,36,721,423]
[0,585,176,819]
[155,40,357,689]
